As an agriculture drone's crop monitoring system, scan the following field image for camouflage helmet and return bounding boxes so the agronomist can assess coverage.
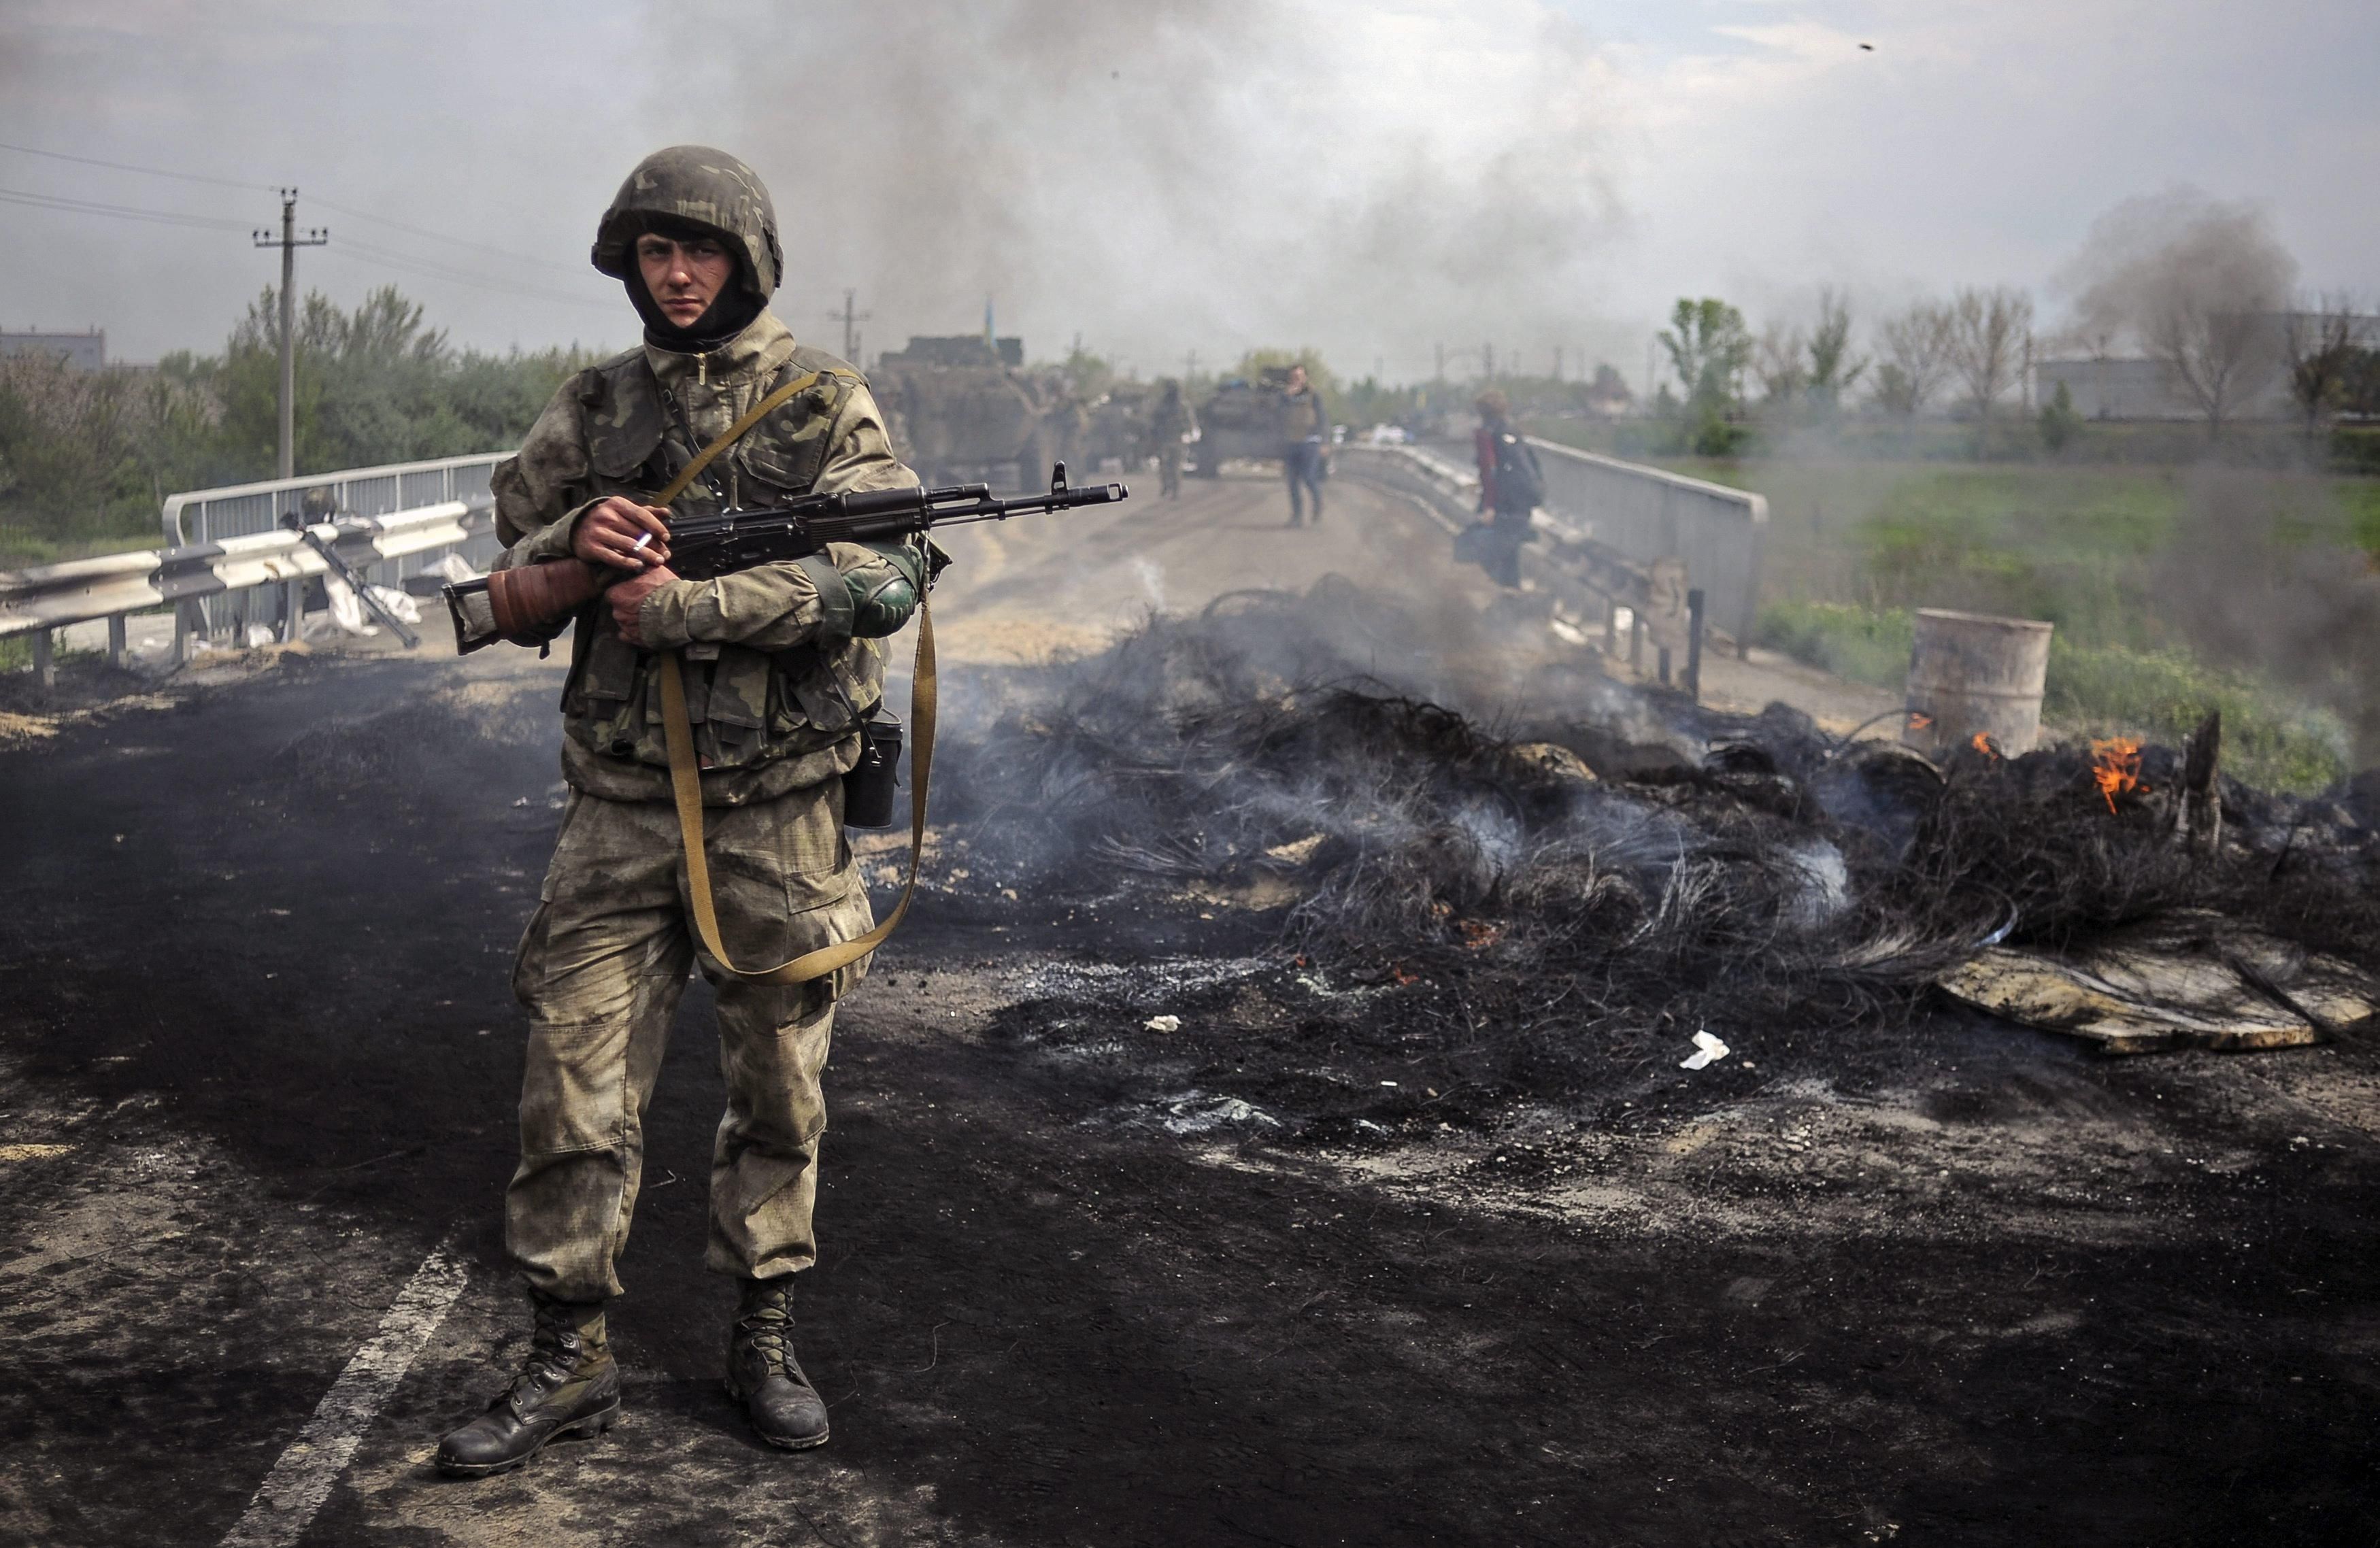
[590,146,784,299]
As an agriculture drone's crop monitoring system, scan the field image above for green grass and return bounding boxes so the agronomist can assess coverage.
[1755,599,2351,792]
[0,523,163,570]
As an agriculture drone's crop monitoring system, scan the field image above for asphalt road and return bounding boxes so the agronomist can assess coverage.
[2,469,2376,1547]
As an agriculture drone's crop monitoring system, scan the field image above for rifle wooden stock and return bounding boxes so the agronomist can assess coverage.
[488,558,607,638]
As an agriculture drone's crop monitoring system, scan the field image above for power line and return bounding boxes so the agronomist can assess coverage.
[0,186,252,231]
[326,239,617,311]
[1,139,592,280]
[0,139,274,191]
[308,197,590,276]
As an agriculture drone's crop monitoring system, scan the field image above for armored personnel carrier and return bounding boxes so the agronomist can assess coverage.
[869,335,1082,493]
[1191,365,1293,477]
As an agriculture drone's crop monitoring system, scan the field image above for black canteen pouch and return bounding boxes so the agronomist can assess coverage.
[842,706,904,830]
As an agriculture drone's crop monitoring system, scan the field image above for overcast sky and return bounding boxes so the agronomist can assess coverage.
[1,0,2371,386]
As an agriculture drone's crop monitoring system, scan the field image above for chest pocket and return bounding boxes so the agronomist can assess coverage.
[582,370,671,486]
[733,378,848,499]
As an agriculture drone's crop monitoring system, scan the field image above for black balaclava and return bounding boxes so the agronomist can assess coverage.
[624,215,767,354]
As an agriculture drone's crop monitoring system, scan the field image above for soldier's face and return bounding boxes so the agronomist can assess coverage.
[1287,367,1307,392]
[636,234,734,329]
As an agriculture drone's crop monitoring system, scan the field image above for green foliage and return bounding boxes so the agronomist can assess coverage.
[2038,381,2082,454]
[1053,343,1116,401]
[1755,599,2349,792]
[1659,298,1749,415]
[0,284,603,561]
[2332,426,2380,477]
[1804,288,1866,412]
[1754,600,1912,686]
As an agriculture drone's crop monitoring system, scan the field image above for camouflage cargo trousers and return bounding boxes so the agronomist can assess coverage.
[505,781,873,1302]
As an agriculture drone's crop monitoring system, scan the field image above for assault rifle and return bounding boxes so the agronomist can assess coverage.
[443,462,1126,653]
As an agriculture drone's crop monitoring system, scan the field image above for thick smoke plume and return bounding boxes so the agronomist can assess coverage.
[2054,187,2298,426]
[694,0,1622,376]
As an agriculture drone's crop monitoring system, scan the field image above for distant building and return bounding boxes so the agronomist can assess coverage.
[2034,357,2201,421]
[2037,311,2380,422]
[880,335,1025,369]
[0,327,105,369]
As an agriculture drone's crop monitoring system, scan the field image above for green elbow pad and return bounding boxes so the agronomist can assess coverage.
[847,539,926,639]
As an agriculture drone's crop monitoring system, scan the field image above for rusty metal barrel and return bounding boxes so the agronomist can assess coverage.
[1901,607,2054,756]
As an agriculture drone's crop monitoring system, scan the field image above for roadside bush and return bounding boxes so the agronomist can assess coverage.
[0,284,603,564]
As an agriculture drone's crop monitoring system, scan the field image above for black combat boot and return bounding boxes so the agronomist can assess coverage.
[436,1291,620,1477]
[725,1277,830,1450]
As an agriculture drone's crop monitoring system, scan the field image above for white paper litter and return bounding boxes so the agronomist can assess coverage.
[1143,1015,1181,1033]
[1679,1029,1731,1071]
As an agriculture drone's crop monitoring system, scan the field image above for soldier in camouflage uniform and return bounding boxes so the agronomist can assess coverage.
[436,146,928,1475]
[1147,378,1195,500]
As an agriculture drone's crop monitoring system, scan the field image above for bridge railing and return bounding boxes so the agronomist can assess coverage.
[2,452,512,686]
[1524,441,1767,648]
[1341,438,1768,641]
[161,453,512,642]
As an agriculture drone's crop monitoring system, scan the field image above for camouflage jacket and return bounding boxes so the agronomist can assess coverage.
[492,310,926,806]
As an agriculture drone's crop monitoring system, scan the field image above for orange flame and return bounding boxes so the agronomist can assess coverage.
[1971,732,2000,760]
[2089,737,2145,813]
[1907,711,1934,730]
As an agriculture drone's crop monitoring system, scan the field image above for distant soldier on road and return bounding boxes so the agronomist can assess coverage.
[435,146,928,1476]
[1147,377,1195,500]
[1465,388,1542,588]
[1279,363,1330,526]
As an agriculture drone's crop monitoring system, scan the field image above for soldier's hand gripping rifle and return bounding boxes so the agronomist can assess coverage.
[442,462,1127,653]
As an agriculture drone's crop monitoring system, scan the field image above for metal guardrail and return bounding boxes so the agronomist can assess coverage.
[163,453,507,546]
[1,497,493,684]
[162,453,509,642]
[1525,440,1766,648]
[1339,441,1726,693]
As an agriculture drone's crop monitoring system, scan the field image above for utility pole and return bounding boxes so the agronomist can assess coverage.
[253,189,326,481]
[827,288,871,362]
[1183,348,1198,383]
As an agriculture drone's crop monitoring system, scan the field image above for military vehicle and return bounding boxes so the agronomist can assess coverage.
[869,335,1084,493]
[1191,365,1294,477]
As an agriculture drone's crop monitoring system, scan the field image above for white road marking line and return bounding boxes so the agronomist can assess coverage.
[220,1248,470,1548]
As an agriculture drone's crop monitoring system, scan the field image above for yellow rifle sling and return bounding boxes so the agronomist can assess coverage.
[650,366,858,506]
[658,598,933,984]
[648,362,929,984]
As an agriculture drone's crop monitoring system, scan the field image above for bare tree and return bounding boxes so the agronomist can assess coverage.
[1873,301,1954,416]
[1947,286,2034,428]
[2282,292,2364,442]
[2058,189,2298,439]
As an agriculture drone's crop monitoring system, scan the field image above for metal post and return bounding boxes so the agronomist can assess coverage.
[31,628,54,692]
[1603,593,1618,656]
[1658,647,1671,686]
[1685,588,1706,703]
[277,197,295,480]
[1628,613,1643,671]
[281,579,305,643]
[107,613,126,668]
[254,190,328,483]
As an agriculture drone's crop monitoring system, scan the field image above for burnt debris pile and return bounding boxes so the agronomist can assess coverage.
[933,580,2380,1126]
